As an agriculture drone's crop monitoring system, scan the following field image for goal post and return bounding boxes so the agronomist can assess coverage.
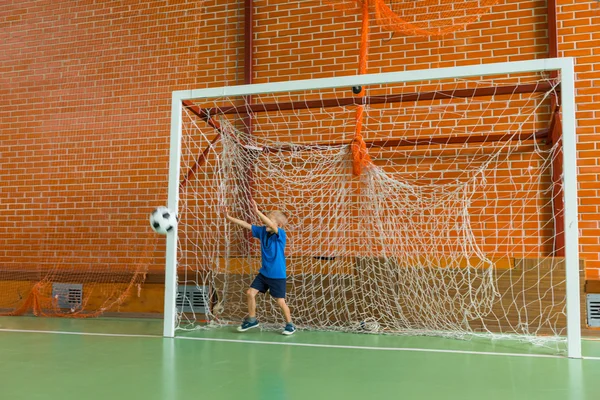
[558,58,581,359]
[163,94,183,338]
[165,57,581,358]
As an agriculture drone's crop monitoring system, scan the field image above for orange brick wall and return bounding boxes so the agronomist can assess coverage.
[1,0,599,300]
[0,0,244,278]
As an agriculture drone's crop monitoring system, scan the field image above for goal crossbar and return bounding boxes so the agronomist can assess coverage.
[192,82,556,117]
[173,58,570,102]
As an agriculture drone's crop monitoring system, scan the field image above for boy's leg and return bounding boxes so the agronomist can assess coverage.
[238,275,266,332]
[275,298,292,323]
[268,278,291,323]
[276,297,296,335]
[246,288,259,318]
[268,278,294,334]
[248,274,268,318]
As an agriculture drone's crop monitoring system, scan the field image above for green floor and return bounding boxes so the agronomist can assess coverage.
[0,317,599,400]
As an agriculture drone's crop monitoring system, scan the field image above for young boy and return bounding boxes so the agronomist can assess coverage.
[225,200,296,335]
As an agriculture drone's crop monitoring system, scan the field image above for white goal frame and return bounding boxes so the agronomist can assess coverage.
[164,57,581,358]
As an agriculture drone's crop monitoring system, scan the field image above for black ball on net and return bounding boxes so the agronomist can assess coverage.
[352,86,362,95]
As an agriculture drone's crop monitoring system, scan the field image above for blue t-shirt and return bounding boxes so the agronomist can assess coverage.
[251,225,287,279]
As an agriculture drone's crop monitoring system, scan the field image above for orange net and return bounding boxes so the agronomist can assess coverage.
[351,0,372,176]
[332,0,500,37]
[336,0,500,175]
[1,236,157,318]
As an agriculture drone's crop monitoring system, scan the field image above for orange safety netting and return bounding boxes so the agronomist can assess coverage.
[337,0,500,175]
[1,237,156,318]
[331,0,500,37]
[351,0,372,176]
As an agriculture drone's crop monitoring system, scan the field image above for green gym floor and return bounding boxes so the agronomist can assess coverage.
[0,317,599,400]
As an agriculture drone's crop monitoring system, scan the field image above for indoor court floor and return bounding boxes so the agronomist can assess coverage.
[0,317,598,400]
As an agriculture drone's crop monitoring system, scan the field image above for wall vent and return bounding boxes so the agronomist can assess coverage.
[587,294,600,328]
[176,286,208,314]
[52,283,83,309]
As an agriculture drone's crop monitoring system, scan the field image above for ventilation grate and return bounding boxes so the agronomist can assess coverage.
[176,286,208,314]
[52,283,83,309]
[587,294,600,328]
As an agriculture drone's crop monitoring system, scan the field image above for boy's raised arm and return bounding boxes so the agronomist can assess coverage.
[225,209,252,230]
[252,201,278,233]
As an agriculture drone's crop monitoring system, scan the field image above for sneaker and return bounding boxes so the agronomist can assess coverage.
[282,323,296,336]
[237,318,259,332]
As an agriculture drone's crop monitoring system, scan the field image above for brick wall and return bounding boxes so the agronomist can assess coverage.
[1,0,599,313]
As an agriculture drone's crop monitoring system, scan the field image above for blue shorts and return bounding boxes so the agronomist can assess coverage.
[250,273,287,299]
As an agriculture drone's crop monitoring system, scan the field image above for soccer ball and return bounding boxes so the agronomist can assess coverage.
[150,207,177,235]
[361,320,381,333]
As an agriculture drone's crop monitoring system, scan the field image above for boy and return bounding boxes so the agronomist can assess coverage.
[225,200,296,335]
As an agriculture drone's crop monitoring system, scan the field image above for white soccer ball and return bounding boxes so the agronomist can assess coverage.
[150,207,177,235]
[362,321,381,333]
[356,319,381,333]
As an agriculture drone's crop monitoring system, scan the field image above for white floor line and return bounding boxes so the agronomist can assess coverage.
[1,328,598,361]
[176,336,570,359]
[0,328,159,339]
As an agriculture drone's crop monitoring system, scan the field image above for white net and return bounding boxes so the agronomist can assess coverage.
[175,71,571,348]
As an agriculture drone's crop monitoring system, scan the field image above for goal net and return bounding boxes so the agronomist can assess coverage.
[170,60,580,351]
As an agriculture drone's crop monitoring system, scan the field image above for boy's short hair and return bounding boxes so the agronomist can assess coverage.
[269,210,288,226]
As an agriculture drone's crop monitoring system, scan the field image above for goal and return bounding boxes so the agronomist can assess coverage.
[165,58,581,358]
